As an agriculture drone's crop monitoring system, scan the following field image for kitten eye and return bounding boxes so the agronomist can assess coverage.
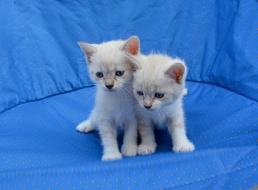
[154,92,164,98]
[115,70,124,76]
[96,72,103,78]
[137,91,144,96]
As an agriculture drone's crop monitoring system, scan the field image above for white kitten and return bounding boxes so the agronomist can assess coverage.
[76,36,140,161]
[126,53,195,155]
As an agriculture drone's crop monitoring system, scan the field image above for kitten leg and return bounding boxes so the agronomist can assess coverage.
[98,121,122,161]
[76,119,95,133]
[121,119,138,157]
[168,109,195,152]
[137,119,157,155]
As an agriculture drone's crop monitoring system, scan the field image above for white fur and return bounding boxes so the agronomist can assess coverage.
[129,54,195,155]
[77,38,140,161]
[84,85,137,160]
[183,88,188,96]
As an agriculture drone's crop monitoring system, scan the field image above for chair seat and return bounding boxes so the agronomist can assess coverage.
[0,81,257,190]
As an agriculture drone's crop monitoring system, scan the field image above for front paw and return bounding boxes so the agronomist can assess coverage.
[173,140,195,152]
[121,144,137,157]
[183,88,188,96]
[137,143,157,155]
[102,152,122,161]
[76,120,94,133]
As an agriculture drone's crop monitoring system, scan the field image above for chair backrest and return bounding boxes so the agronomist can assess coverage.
[0,0,257,113]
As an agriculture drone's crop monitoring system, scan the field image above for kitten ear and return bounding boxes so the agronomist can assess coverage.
[165,62,186,84]
[124,53,141,71]
[122,36,140,55]
[78,42,97,64]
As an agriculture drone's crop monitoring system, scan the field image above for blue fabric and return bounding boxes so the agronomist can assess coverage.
[0,0,93,113]
[0,83,257,189]
[0,0,257,189]
[1,0,257,113]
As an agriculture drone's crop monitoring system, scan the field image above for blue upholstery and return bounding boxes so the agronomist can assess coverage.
[0,0,257,189]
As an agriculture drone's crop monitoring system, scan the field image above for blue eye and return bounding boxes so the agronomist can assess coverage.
[137,91,144,96]
[154,92,164,98]
[96,72,103,78]
[115,70,124,76]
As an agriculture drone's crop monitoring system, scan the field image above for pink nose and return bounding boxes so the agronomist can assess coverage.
[105,84,113,89]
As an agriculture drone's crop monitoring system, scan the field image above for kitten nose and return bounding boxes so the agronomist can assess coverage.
[105,84,114,89]
[144,105,152,109]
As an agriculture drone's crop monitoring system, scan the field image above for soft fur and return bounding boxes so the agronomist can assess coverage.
[126,53,195,155]
[76,36,140,161]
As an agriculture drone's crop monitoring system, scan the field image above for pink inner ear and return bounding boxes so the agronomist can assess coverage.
[126,39,139,55]
[174,67,184,83]
[167,63,185,84]
[86,53,93,63]
[78,42,97,64]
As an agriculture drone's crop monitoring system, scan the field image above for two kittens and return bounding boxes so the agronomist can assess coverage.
[77,36,194,161]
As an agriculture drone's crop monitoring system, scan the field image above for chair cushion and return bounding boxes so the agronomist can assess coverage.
[0,82,257,189]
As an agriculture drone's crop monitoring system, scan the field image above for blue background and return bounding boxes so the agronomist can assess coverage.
[0,0,257,189]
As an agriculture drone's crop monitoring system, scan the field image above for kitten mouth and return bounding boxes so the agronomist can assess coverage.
[105,88,115,92]
[103,87,117,92]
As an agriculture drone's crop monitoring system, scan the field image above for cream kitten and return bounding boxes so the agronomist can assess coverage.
[76,36,140,161]
[126,53,195,155]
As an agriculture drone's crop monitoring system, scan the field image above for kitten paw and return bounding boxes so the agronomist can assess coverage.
[76,120,94,133]
[173,140,195,152]
[102,152,122,161]
[137,143,157,155]
[183,88,188,96]
[121,144,137,157]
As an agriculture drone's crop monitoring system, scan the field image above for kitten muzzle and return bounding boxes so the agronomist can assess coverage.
[143,98,153,109]
[104,79,114,90]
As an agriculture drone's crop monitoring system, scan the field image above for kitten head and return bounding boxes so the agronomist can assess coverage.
[78,36,140,91]
[128,54,187,110]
